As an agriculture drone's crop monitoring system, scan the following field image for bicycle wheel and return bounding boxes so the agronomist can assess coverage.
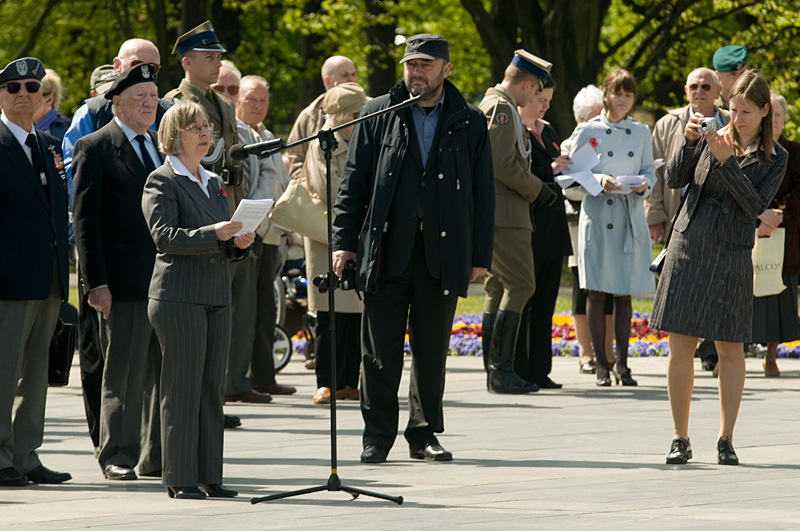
[272,324,292,373]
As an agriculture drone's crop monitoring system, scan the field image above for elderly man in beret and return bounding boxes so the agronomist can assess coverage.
[713,44,748,110]
[72,63,163,481]
[0,57,71,486]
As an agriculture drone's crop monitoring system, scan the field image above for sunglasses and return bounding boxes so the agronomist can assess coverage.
[688,83,712,92]
[213,84,240,96]
[1,80,41,94]
[130,60,161,74]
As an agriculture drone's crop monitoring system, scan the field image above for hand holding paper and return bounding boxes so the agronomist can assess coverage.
[230,199,275,236]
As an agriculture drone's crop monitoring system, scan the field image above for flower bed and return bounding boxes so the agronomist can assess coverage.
[292,311,800,358]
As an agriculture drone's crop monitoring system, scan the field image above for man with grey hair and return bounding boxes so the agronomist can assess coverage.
[645,67,729,244]
[285,55,357,179]
[73,64,162,481]
[212,59,241,105]
[224,73,296,403]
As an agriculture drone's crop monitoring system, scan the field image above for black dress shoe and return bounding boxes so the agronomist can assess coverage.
[717,438,739,465]
[25,465,71,484]
[534,377,563,389]
[613,368,638,386]
[666,437,692,464]
[200,483,238,497]
[596,377,611,387]
[138,469,162,478]
[224,414,241,429]
[0,466,28,486]
[580,363,596,374]
[360,445,388,463]
[409,443,453,461]
[103,464,136,480]
[166,486,207,499]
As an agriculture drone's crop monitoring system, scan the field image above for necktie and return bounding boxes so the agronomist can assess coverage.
[25,133,49,202]
[135,135,158,174]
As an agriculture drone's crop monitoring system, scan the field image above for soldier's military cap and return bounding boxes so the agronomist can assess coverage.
[511,50,552,81]
[713,45,748,72]
[400,34,449,63]
[90,64,117,96]
[104,63,158,99]
[0,57,45,85]
[172,21,227,56]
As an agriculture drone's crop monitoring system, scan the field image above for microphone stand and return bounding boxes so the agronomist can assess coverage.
[250,94,420,506]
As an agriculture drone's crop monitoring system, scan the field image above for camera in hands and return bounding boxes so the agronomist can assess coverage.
[314,260,357,293]
[698,117,718,134]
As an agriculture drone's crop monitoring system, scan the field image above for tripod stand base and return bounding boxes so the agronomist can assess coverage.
[250,473,403,505]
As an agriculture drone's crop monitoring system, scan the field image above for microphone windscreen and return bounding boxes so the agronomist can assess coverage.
[229,144,246,161]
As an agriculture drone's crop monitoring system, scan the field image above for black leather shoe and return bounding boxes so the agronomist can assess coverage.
[138,469,162,478]
[717,438,739,465]
[409,443,453,461]
[25,465,71,484]
[0,466,28,486]
[166,486,207,499]
[666,437,692,464]
[360,445,388,463]
[534,377,563,389]
[200,483,238,497]
[596,377,611,387]
[613,368,638,386]
[103,464,136,480]
[224,414,241,429]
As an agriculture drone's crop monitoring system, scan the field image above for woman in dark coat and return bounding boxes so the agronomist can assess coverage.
[751,94,800,377]
[514,76,572,388]
[650,71,787,466]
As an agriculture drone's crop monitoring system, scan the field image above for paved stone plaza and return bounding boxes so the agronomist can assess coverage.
[3,355,799,529]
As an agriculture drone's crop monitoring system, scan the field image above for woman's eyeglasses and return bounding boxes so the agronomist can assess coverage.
[184,123,212,134]
[0,81,42,94]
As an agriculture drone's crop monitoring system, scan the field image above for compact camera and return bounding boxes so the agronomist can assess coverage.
[698,117,718,134]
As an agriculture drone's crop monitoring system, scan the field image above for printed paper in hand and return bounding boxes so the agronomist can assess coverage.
[230,199,274,235]
[559,142,603,196]
[608,175,645,194]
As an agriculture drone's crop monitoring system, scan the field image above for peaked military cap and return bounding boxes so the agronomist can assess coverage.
[0,57,45,85]
[104,63,158,99]
[511,50,552,80]
[90,64,117,96]
[172,20,227,56]
[713,45,748,72]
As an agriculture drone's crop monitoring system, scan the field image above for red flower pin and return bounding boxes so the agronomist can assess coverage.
[220,186,227,198]
[552,141,560,151]
[589,138,598,148]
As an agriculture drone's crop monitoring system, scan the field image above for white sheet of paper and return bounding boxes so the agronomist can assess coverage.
[555,175,575,188]
[230,199,274,235]
[654,158,665,169]
[608,175,645,194]
[560,142,604,196]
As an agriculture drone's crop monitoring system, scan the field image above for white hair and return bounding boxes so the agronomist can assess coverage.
[572,85,604,123]
[771,93,789,121]
[220,59,242,82]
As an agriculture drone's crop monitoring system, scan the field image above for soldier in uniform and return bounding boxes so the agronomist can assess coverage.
[165,21,241,214]
[478,50,557,394]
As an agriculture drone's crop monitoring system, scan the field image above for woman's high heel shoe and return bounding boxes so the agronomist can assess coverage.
[612,368,638,386]
[717,437,739,465]
[166,486,207,499]
[200,483,238,498]
[596,377,611,387]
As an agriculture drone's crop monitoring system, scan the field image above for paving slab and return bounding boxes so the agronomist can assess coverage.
[3,355,799,530]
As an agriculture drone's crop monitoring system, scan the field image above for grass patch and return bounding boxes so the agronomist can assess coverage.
[456,294,654,316]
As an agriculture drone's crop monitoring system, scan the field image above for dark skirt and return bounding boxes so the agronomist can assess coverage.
[751,274,800,343]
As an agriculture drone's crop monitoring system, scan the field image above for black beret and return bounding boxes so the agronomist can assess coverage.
[104,63,158,100]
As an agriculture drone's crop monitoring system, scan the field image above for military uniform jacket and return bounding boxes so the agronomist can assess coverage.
[0,122,69,300]
[332,79,495,298]
[646,105,729,229]
[479,85,544,232]
[72,120,159,301]
[165,79,242,214]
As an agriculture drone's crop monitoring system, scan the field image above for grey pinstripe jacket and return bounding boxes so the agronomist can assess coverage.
[666,137,788,249]
[142,160,246,306]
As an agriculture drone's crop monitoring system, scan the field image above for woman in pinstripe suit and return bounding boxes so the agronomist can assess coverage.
[142,102,254,499]
[650,71,787,466]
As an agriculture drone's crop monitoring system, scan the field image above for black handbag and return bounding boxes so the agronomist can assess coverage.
[650,183,691,278]
[49,318,77,387]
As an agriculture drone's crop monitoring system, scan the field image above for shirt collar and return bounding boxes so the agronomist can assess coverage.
[114,116,144,142]
[1,113,35,145]
[167,154,212,189]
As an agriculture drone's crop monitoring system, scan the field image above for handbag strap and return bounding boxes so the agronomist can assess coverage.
[662,183,691,248]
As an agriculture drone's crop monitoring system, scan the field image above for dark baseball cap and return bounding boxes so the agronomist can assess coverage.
[400,34,449,63]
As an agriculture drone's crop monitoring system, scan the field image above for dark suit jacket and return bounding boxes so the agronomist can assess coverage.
[773,136,800,275]
[0,121,68,300]
[73,121,160,301]
[667,137,788,249]
[529,125,572,259]
[142,160,246,306]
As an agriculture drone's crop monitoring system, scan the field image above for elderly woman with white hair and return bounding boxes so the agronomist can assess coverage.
[751,93,800,377]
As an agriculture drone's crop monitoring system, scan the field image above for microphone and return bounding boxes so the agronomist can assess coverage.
[229,138,285,161]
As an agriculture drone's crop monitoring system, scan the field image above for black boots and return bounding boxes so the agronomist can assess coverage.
[487,311,539,394]
[481,312,495,375]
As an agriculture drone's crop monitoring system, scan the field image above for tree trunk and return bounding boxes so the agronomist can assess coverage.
[364,0,397,97]
[14,0,62,59]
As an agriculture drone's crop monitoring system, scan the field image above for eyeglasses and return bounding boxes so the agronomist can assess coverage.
[130,60,161,74]
[184,123,212,134]
[212,84,240,96]
[0,81,41,94]
[688,83,712,92]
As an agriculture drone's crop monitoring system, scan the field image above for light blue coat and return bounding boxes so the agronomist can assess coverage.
[567,111,656,295]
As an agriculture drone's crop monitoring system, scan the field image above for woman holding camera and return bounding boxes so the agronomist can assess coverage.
[566,69,656,388]
[650,71,787,465]
[302,83,366,405]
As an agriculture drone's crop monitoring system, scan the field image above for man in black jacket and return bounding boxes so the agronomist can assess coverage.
[332,34,494,463]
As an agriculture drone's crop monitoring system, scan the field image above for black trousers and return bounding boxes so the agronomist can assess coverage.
[77,275,103,449]
[360,231,457,451]
[515,257,562,381]
[315,311,361,389]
